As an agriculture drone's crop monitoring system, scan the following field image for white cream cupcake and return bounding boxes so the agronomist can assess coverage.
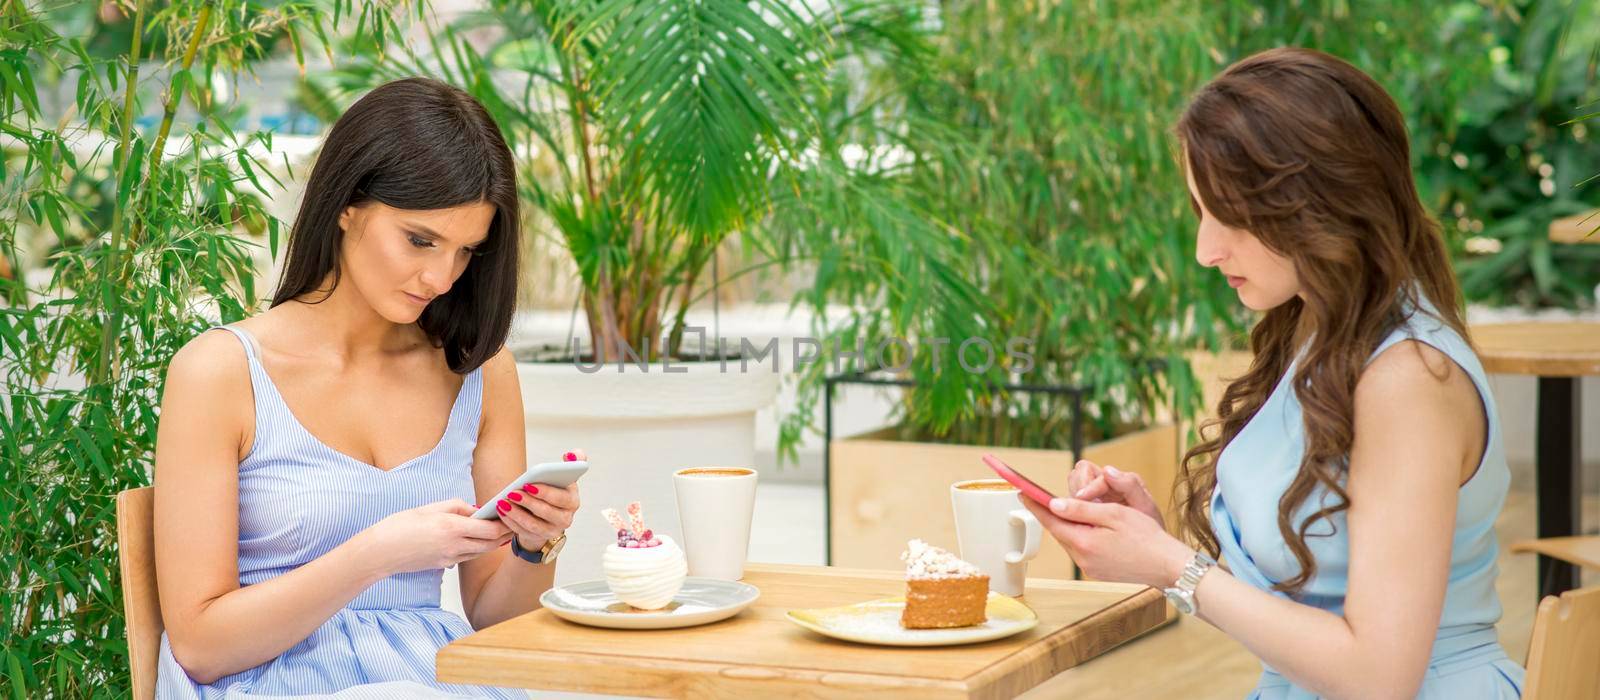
[599,503,687,610]
[602,534,687,610]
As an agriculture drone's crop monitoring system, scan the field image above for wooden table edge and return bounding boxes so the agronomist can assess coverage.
[436,644,976,696]
[437,565,1172,698]
[962,586,1174,697]
[1470,322,1600,377]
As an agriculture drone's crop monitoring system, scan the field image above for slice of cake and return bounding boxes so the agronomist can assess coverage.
[899,539,989,629]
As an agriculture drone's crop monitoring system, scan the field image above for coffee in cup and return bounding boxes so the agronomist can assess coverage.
[951,479,1042,596]
[672,467,758,580]
[956,481,1021,492]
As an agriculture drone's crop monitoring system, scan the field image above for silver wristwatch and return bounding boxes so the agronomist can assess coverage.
[1162,550,1217,615]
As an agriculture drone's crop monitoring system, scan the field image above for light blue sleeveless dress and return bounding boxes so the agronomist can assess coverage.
[155,326,521,699]
[1210,300,1526,699]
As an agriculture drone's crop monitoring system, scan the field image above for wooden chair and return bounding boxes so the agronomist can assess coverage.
[1514,535,1600,699]
[1523,584,1600,700]
[117,486,163,700]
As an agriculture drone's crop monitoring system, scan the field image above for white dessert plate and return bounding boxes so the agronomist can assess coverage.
[540,577,761,630]
[786,592,1038,647]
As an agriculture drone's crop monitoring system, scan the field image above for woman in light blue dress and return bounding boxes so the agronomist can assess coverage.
[1021,48,1525,698]
[152,77,581,698]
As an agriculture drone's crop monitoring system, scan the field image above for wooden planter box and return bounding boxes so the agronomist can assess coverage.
[828,423,1180,579]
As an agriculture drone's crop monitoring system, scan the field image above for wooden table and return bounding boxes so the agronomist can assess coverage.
[1549,210,1598,244]
[1474,322,1600,598]
[436,563,1173,698]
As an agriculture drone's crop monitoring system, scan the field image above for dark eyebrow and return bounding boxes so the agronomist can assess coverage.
[402,222,488,247]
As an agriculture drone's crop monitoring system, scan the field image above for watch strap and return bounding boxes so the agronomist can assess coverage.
[509,536,546,564]
[1164,550,1216,615]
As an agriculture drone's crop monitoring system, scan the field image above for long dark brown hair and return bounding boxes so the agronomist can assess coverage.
[272,77,520,373]
[1173,48,1468,594]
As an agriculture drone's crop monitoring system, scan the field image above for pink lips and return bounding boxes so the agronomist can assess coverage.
[1226,276,1246,289]
[403,292,433,305]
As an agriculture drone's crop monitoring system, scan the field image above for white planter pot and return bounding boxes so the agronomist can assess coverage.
[516,358,782,585]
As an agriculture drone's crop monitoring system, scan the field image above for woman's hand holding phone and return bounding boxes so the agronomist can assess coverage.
[360,500,513,575]
[493,449,586,551]
[356,449,587,574]
[1068,459,1165,528]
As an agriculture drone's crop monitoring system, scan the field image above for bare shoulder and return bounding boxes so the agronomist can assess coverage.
[159,326,256,462]
[165,327,251,396]
[477,347,523,423]
[479,346,520,390]
[1355,339,1485,477]
[1358,339,1478,408]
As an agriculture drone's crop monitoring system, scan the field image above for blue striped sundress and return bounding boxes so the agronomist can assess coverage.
[1210,295,1525,699]
[155,325,521,699]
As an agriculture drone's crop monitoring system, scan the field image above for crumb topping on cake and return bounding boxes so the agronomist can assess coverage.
[901,539,981,579]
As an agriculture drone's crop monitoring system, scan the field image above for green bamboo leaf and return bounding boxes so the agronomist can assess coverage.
[7,651,26,699]
[70,428,111,480]
[58,567,85,598]
[116,139,147,213]
[236,152,265,194]
[16,57,41,117]
[0,61,34,119]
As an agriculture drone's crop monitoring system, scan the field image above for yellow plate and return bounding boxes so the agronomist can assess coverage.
[786,592,1039,647]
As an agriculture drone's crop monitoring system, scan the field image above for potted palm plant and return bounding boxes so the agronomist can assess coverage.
[309,0,926,582]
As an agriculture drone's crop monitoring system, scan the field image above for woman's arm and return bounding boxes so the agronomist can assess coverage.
[154,332,510,683]
[458,348,580,629]
[1026,341,1483,700]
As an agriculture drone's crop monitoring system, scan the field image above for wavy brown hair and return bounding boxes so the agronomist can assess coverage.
[1172,48,1469,594]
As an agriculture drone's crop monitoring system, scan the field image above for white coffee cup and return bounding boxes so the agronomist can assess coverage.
[672,467,758,580]
[951,478,1042,597]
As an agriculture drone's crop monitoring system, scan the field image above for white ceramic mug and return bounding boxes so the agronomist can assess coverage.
[951,478,1042,596]
[672,467,758,580]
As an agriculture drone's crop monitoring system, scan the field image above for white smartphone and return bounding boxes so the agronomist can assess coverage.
[471,460,590,519]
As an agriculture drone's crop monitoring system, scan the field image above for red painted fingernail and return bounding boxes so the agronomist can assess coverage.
[563,451,577,462]
[497,500,510,512]
[508,491,523,502]
[528,485,539,495]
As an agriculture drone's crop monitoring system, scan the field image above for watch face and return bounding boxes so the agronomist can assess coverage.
[1163,588,1194,615]
[543,535,566,562]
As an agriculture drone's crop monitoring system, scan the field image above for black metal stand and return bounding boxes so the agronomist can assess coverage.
[821,372,1091,566]
[1535,376,1583,599]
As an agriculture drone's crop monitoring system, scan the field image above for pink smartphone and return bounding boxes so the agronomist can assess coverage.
[981,453,1057,507]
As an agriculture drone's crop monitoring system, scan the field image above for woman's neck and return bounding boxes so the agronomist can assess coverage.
[1290,308,1317,351]
[281,272,422,363]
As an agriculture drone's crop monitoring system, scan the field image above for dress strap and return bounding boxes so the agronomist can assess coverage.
[211,324,264,362]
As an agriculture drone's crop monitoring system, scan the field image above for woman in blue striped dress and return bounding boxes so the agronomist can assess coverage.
[152,77,576,698]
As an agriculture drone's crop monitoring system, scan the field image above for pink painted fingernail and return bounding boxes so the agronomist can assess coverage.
[522,484,537,495]
[497,500,510,512]
[508,491,523,502]
[563,451,577,462]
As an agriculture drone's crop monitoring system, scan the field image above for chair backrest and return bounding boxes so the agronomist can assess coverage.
[117,486,162,700]
[1525,584,1600,700]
